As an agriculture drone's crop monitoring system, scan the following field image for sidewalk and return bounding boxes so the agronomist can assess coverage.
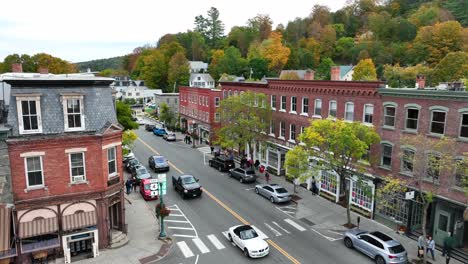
[255,171,462,264]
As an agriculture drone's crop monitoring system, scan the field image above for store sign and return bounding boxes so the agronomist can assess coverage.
[150,183,158,196]
[157,174,167,195]
[405,191,415,200]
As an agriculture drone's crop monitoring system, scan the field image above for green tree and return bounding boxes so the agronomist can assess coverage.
[122,130,138,155]
[248,57,269,80]
[194,7,225,48]
[315,57,334,80]
[168,51,190,92]
[300,119,380,225]
[213,46,248,78]
[32,53,77,73]
[352,58,377,81]
[335,37,355,62]
[430,51,468,84]
[248,14,273,41]
[159,103,176,130]
[214,91,271,161]
[383,64,432,88]
[116,101,138,130]
[285,146,313,193]
[226,26,257,57]
[137,49,168,90]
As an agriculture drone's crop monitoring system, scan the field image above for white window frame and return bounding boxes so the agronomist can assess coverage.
[215,97,220,107]
[380,142,393,168]
[215,113,220,122]
[459,110,468,139]
[16,95,43,134]
[271,95,277,110]
[279,121,286,139]
[69,152,86,183]
[328,100,337,119]
[107,146,117,178]
[401,148,415,175]
[269,120,276,136]
[62,95,85,132]
[24,155,45,189]
[363,104,374,125]
[383,104,396,128]
[429,106,448,136]
[344,102,354,121]
[290,96,297,114]
[301,97,309,116]
[280,96,286,112]
[314,99,322,117]
[404,104,421,131]
[289,124,296,142]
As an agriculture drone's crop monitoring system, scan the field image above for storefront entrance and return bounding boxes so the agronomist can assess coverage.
[108,203,120,230]
[62,229,99,263]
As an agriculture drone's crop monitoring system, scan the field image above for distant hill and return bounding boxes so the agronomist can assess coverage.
[75,56,124,72]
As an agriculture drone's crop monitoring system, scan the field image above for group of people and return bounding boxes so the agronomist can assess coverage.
[125,177,138,194]
[418,233,456,263]
[183,134,192,144]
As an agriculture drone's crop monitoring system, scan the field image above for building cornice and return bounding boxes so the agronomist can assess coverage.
[378,88,468,100]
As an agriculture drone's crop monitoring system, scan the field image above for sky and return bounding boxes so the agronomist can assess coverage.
[0,0,348,63]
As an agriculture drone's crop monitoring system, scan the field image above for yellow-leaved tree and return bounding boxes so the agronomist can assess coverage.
[352,58,377,81]
[259,32,290,74]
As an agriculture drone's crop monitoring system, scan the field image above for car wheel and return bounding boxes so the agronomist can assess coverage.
[344,237,353,248]
[239,177,244,183]
[243,248,249,258]
[255,188,259,194]
[270,196,275,203]
[228,233,233,242]
[375,256,385,264]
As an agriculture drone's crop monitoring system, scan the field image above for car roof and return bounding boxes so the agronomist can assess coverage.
[370,231,394,242]
[152,155,165,159]
[180,174,194,178]
[269,184,285,189]
[234,225,253,232]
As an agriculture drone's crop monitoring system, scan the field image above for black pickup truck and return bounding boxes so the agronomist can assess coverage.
[172,175,202,199]
[208,156,235,172]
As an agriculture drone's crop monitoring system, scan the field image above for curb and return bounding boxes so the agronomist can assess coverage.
[138,237,173,264]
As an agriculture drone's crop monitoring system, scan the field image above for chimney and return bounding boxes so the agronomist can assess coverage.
[38,67,48,74]
[416,74,425,89]
[331,66,340,81]
[12,63,23,73]
[304,70,315,80]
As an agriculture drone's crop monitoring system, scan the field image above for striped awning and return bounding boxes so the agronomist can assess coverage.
[0,205,11,251]
[19,217,58,239]
[62,211,97,231]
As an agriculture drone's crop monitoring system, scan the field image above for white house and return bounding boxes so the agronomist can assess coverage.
[190,73,215,88]
[189,61,208,73]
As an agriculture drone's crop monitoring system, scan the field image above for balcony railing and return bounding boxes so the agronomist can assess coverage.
[21,237,60,253]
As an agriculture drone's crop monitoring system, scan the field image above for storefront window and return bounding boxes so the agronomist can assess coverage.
[376,192,408,223]
[351,182,373,210]
[320,171,337,195]
[268,149,278,169]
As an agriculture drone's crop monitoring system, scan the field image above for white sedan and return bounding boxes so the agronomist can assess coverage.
[227,225,269,258]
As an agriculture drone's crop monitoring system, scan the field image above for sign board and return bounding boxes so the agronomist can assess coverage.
[149,182,159,197]
[405,191,415,200]
[159,181,167,195]
[157,174,167,183]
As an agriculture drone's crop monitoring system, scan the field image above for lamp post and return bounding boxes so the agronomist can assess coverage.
[158,182,167,239]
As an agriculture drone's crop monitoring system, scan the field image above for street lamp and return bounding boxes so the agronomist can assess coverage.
[158,181,167,239]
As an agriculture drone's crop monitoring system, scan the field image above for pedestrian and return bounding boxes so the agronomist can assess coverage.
[311,176,318,195]
[417,234,425,258]
[240,156,247,168]
[210,145,214,154]
[426,236,435,261]
[443,232,455,262]
[265,171,270,184]
[125,178,132,194]
[254,160,260,170]
[132,176,137,192]
[247,158,253,169]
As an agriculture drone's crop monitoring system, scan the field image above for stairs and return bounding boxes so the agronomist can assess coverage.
[109,230,129,249]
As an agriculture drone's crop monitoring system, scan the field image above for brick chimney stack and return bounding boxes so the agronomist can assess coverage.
[12,63,23,73]
[304,70,315,80]
[416,74,425,89]
[38,67,49,74]
[331,66,340,81]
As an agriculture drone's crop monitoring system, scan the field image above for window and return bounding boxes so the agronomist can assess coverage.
[377,192,408,223]
[280,96,286,111]
[455,160,467,188]
[328,101,337,118]
[16,96,42,134]
[401,149,414,174]
[381,144,393,168]
[175,98,178,104]
[270,120,276,135]
[302,97,309,114]
[290,96,297,113]
[384,106,396,127]
[280,122,285,138]
[460,114,468,138]
[405,108,419,130]
[215,113,220,122]
[128,92,132,96]
[345,102,354,121]
[290,124,296,141]
[363,104,374,124]
[271,95,277,109]
[351,181,373,210]
[25,156,44,188]
[314,99,322,116]
[426,154,440,181]
[430,111,446,135]
[108,147,117,177]
[69,153,86,182]
[320,171,337,194]
[136,92,140,96]
[215,97,220,107]
[63,97,84,131]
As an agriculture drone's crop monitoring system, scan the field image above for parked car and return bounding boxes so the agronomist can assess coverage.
[145,124,156,131]
[343,229,408,264]
[208,156,235,172]
[140,178,159,201]
[153,128,168,136]
[229,168,257,183]
[148,155,170,172]
[227,225,269,258]
[125,158,140,173]
[136,118,146,125]
[164,133,176,141]
[131,165,152,185]
[172,175,202,199]
[255,183,291,203]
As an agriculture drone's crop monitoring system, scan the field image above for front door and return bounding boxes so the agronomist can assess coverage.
[434,209,451,245]
[108,203,120,229]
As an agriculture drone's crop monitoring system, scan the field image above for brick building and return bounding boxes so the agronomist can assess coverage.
[179,86,222,144]
[0,67,125,263]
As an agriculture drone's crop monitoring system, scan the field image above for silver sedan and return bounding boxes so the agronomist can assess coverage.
[255,184,291,203]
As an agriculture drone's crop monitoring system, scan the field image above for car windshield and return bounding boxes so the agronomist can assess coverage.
[275,188,288,194]
[182,176,196,184]
[137,168,148,174]
[389,245,405,254]
[144,184,151,190]
[240,229,258,240]
[155,158,165,163]
[246,170,255,175]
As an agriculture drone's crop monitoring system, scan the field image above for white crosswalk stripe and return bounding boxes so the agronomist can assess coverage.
[177,241,195,258]
[207,234,225,250]
[272,221,291,234]
[284,218,306,231]
[264,222,281,236]
[198,146,211,153]
[193,238,210,254]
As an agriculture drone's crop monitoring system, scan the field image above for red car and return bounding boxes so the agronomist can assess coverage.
[140,178,159,200]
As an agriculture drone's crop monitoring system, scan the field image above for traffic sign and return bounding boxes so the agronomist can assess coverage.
[157,174,167,182]
[159,181,167,195]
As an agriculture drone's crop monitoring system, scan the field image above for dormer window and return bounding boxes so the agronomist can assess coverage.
[16,94,43,134]
[62,95,85,132]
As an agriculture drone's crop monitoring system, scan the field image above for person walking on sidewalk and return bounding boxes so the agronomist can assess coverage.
[265,171,270,184]
[311,176,318,195]
[125,178,132,194]
[443,232,455,263]
[132,176,137,192]
[426,236,436,261]
[417,235,426,258]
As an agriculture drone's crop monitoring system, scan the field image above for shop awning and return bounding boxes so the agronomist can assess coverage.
[19,217,58,239]
[0,205,11,251]
[62,211,97,231]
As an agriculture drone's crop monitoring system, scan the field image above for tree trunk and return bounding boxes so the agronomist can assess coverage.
[422,202,429,264]
[345,187,352,226]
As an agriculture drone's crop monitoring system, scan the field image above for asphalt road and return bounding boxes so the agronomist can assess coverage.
[131,119,371,264]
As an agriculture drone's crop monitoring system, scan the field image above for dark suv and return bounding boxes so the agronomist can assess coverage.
[148,155,170,172]
[209,156,235,172]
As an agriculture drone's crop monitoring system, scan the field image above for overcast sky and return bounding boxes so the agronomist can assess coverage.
[0,0,347,63]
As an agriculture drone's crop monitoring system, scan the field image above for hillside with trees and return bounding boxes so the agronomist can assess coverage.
[75,56,124,72]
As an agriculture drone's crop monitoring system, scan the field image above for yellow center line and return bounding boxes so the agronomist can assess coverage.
[137,137,300,264]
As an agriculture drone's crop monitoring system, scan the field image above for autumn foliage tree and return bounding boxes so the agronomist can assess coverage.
[168,51,190,91]
[259,32,291,74]
[352,58,377,81]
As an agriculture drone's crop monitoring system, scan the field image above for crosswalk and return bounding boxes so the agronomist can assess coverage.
[198,146,211,154]
[166,205,198,238]
[276,203,298,217]
[174,218,308,259]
